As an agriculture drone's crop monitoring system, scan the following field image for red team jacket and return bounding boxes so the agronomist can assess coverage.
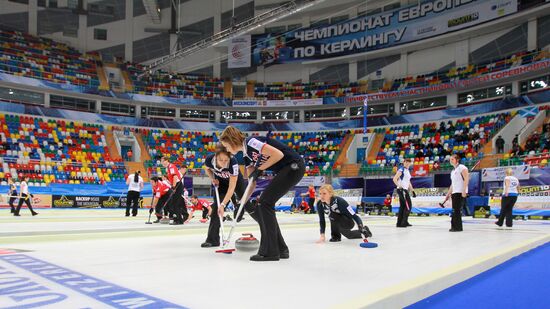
[154,180,171,198]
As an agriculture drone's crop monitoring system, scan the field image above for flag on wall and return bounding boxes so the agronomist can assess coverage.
[518,106,539,118]
[228,35,251,68]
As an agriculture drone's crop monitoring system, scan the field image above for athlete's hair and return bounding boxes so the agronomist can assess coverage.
[404,158,412,163]
[133,170,140,183]
[506,168,513,176]
[191,195,198,199]
[319,184,335,196]
[215,144,231,158]
[160,156,170,162]
[451,154,461,162]
[220,126,246,147]
[150,176,160,182]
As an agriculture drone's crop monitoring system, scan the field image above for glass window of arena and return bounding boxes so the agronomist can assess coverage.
[50,95,95,112]
[520,75,549,94]
[404,96,446,111]
[350,104,394,116]
[0,87,44,105]
[458,85,512,104]
[141,106,175,118]
[261,111,297,121]
[221,111,257,121]
[180,110,213,120]
[305,108,346,120]
[101,102,135,116]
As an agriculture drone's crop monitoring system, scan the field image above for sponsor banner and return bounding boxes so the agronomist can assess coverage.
[0,194,52,209]
[228,35,252,68]
[474,205,491,218]
[489,185,550,213]
[331,60,550,104]
[233,99,263,106]
[266,98,323,107]
[252,0,517,65]
[297,176,326,187]
[482,165,531,182]
[232,98,322,107]
[51,195,153,208]
[0,254,185,308]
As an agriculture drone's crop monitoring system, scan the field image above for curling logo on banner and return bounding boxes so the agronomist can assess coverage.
[0,254,186,308]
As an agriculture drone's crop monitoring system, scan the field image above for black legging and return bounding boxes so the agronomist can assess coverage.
[14,193,35,215]
[205,179,259,246]
[329,213,362,241]
[308,197,315,213]
[126,191,141,216]
[168,183,188,224]
[154,190,172,219]
[497,196,518,227]
[256,160,305,257]
[396,188,412,227]
[8,191,17,213]
[451,193,465,231]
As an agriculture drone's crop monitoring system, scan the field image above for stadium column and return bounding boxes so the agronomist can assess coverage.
[44,93,50,108]
[28,0,38,35]
[95,100,101,114]
[77,2,87,51]
[212,0,222,78]
[447,93,457,108]
[125,0,134,61]
[135,105,142,118]
[455,39,469,68]
[511,81,520,96]
[527,18,537,51]
[349,61,358,83]
[394,102,401,116]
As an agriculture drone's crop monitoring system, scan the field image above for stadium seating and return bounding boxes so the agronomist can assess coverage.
[124,63,224,100]
[143,129,218,176]
[500,120,550,167]
[0,29,100,88]
[143,129,345,177]
[361,112,512,174]
[0,113,126,185]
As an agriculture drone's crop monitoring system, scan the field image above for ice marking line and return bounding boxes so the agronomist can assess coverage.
[0,254,187,309]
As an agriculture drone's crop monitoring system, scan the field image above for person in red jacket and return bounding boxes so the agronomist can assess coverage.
[188,195,212,223]
[384,194,392,208]
[299,199,310,213]
[307,185,316,214]
[150,176,172,223]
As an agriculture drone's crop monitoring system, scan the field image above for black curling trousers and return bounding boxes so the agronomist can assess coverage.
[205,178,259,246]
[126,190,140,216]
[14,193,35,215]
[330,213,362,240]
[497,196,518,227]
[256,160,305,257]
[451,193,465,231]
[396,188,412,227]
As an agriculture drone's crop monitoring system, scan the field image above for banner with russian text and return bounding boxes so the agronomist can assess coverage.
[251,0,517,65]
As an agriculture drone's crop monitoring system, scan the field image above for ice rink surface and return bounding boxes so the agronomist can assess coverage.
[1,210,549,309]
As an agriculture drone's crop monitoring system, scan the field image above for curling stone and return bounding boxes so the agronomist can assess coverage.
[199,218,208,223]
[235,233,260,252]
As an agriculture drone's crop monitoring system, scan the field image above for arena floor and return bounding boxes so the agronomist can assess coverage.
[1,210,549,309]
